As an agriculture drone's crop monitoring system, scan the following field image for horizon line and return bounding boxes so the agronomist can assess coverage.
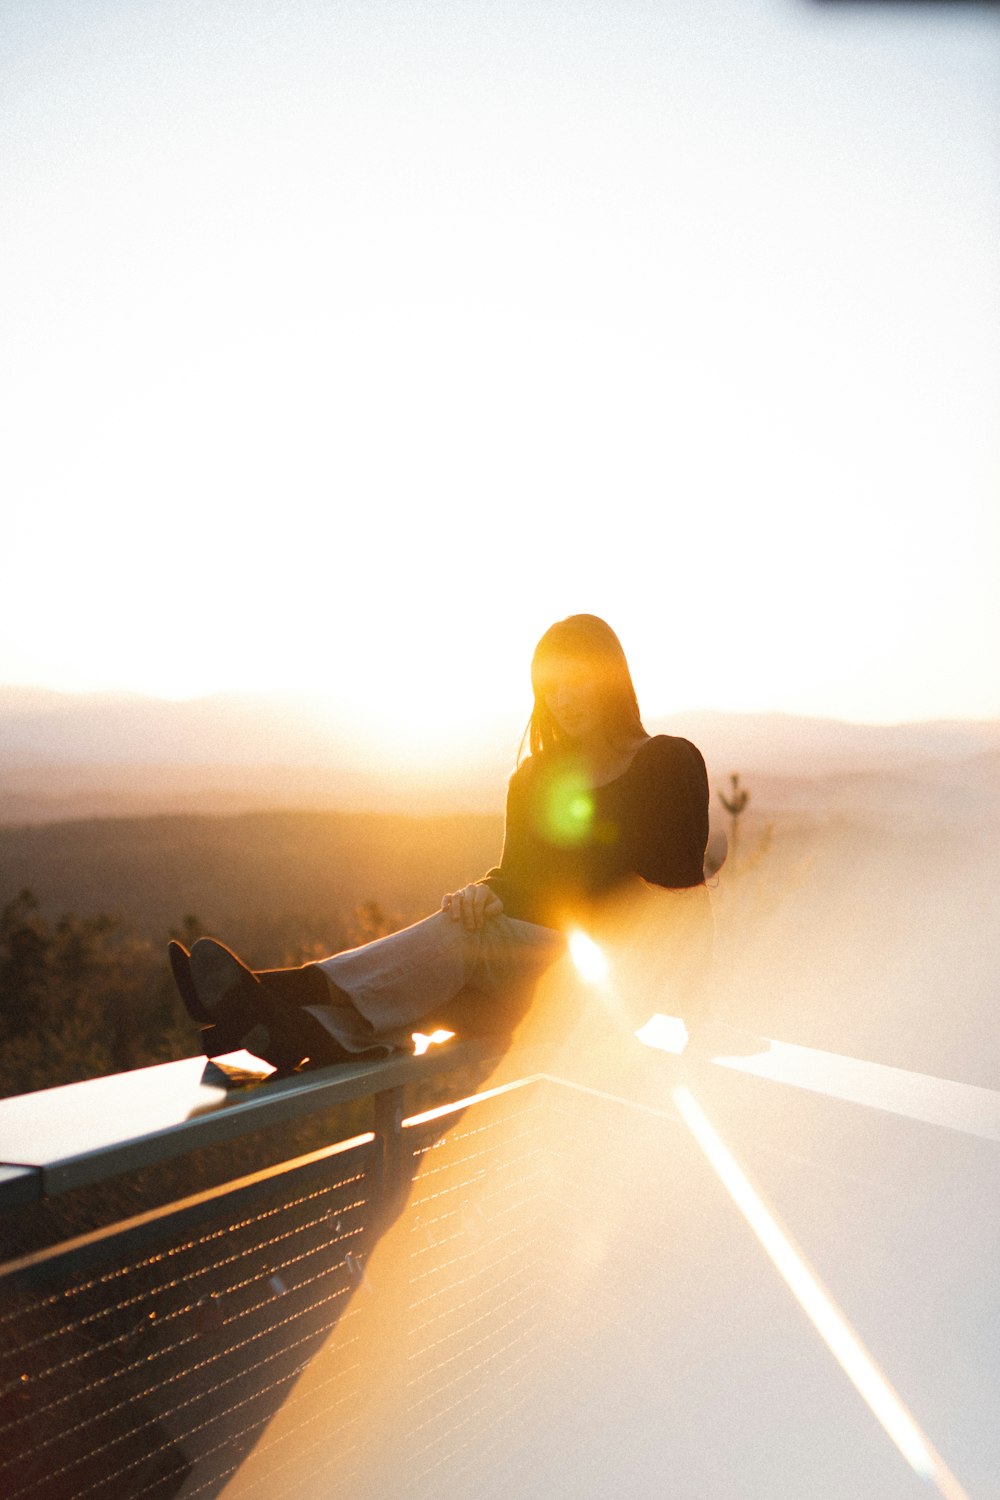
[0,680,999,733]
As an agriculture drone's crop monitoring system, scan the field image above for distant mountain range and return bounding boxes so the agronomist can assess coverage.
[1,685,998,824]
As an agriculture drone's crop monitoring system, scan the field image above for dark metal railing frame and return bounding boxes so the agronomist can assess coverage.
[0,1041,547,1278]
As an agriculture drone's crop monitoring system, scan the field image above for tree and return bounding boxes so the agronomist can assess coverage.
[718,773,750,867]
[0,889,193,1098]
[0,888,49,1033]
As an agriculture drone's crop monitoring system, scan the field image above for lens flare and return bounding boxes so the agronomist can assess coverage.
[634,1012,689,1054]
[542,768,595,846]
[568,930,610,984]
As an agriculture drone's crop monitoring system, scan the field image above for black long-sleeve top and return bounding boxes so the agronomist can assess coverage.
[481,734,709,930]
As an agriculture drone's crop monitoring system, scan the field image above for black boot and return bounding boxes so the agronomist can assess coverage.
[169,941,209,1021]
[168,940,246,1056]
[254,963,332,1008]
[189,939,363,1072]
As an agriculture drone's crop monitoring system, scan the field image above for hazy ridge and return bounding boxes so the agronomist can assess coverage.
[2,684,998,824]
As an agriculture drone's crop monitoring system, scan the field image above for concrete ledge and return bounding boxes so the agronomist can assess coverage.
[0,1039,509,1200]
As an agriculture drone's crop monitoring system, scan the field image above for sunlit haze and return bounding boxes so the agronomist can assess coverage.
[2,0,998,749]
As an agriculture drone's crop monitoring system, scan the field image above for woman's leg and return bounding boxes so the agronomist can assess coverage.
[255,964,330,1007]
[176,913,564,1068]
[182,940,382,1070]
[311,910,565,1044]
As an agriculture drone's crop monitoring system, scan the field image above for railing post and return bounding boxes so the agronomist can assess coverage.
[372,1084,408,1233]
[346,1084,414,1498]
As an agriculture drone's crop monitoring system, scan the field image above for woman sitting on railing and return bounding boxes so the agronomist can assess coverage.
[169,614,712,1074]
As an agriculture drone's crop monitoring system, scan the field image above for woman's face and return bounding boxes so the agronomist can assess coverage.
[540,654,605,743]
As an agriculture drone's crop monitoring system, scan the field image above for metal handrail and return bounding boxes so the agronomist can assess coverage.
[0,1040,520,1207]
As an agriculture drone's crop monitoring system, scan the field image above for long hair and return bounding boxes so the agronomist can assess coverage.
[521,614,645,761]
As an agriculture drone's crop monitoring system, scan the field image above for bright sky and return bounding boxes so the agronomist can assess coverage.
[2,0,998,748]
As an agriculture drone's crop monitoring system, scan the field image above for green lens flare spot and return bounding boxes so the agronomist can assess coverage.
[543,771,595,846]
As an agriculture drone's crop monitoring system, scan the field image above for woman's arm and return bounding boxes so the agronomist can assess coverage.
[440,883,504,931]
[633,737,710,889]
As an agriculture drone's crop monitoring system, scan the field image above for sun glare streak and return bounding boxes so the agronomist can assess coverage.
[671,1085,971,1499]
[411,1029,455,1056]
[568,930,610,984]
[401,1076,541,1128]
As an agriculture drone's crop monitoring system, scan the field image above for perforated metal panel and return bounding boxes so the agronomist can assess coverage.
[0,1139,377,1500]
[0,1077,722,1500]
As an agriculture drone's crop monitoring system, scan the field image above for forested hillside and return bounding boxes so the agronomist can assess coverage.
[0,809,503,1098]
[0,809,503,950]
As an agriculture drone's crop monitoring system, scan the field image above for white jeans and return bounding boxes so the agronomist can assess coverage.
[308,910,566,1053]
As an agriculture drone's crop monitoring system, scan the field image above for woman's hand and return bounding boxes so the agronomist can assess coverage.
[441,883,504,932]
